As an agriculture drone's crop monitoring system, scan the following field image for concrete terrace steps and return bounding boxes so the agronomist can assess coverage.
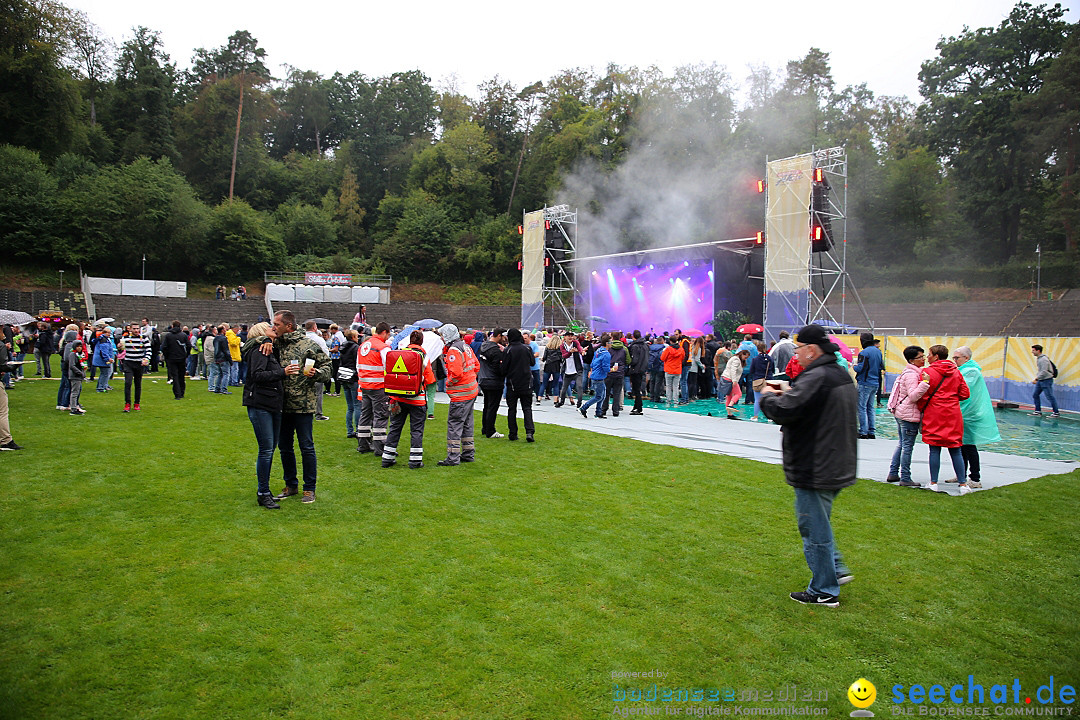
[90,296,270,327]
[0,289,88,320]
[824,298,1080,336]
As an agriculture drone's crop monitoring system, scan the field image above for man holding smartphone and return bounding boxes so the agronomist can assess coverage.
[759,324,857,608]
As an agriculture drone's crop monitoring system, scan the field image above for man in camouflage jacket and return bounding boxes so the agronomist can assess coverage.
[265,311,332,503]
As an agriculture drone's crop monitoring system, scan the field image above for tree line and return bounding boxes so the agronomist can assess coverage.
[0,0,1076,285]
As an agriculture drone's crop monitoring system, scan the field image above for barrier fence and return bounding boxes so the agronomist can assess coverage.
[830,334,1078,413]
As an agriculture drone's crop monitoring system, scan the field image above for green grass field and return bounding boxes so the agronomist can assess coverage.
[1,374,1078,719]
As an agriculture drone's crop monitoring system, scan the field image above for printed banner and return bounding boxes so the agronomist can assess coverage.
[304,273,353,285]
[521,210,545,329]
[764,155,813,340]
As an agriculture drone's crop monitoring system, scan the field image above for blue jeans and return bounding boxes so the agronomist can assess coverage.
[216,362,231,392]
[751,388,763,418]
[247,407,281,495]
[344,382,359,433]
[531,369,542,396]
[95,364,112,391]
[206,361,220,392]
[888,418,921,482]
[57,374,71,407]
[187,354,198,377]
[279,412,316,492]
[679,366,690,403]
[857,383,877,435]
[1033,379,1059,414]
[542,371,561,397]
[580,380,607,416]
[793,487,850,598]
[229,360,239,386]
[13,352,24,378]
[929,445,966,485]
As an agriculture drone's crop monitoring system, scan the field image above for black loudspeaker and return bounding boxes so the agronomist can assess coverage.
[810,179,833,252]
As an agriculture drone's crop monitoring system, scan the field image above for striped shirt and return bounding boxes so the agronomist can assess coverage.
[123,335,150,363]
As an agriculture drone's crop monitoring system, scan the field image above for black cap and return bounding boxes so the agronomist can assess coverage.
[795,324,838,353]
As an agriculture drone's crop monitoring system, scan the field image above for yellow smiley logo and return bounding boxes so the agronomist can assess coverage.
[848,678,877,709]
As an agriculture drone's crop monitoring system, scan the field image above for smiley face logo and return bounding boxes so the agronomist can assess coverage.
[848,678,876,709]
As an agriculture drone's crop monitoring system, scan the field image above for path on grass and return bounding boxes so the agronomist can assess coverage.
[458,396,1077,495]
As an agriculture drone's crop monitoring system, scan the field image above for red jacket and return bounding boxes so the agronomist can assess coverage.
[920,359,970,448]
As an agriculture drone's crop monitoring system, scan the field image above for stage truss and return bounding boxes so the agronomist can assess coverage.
[541,205,579,328]
[763,146,873,332]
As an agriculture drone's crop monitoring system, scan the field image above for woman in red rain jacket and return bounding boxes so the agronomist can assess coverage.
[919,345,972,494]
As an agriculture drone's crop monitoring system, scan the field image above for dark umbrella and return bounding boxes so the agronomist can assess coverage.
[414,318,441,329]
[304,318,334,329]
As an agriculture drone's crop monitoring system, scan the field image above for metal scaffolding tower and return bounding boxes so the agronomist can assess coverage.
[541,204,580,328]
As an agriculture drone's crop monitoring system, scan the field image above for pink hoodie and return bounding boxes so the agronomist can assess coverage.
[887,364,929,423]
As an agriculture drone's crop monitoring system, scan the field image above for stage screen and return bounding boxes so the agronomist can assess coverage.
[586,259,715,335]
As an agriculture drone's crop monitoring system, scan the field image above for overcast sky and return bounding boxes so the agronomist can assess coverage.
[69,0,1076,102]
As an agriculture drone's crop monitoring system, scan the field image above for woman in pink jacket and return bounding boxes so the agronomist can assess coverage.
[919,344,972,494]
[886,345,929,487]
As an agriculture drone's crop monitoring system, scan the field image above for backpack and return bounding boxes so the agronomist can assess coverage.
[1049,358,1058,379]
[384,348,425,397]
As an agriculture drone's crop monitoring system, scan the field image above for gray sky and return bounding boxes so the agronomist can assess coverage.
[70,0,1076,102]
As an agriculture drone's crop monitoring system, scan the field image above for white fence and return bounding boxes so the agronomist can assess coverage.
[86,277,187,298]
[265,283,384,304]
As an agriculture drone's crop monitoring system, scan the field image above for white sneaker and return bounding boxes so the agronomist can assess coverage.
[489,432,505,438]
[927,483,944,492]
[958,485,972,495]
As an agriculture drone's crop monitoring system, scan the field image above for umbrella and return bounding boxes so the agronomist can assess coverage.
[390,324,420,350]
[682,328,704,337]
[829,334,855,363]
[98,317,115,325]
[304,318,334,329]
[736,323,764,334]
[413,318,441,329]
[0,309,35,326]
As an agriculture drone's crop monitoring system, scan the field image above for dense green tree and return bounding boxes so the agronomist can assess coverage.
[918,2,1069,261]
[270,68,330,157]
[55,156,209,273]
[204,199,285,278]
[406,122,496,221]
[0,0,82,158]
[109,27,178,163]
[0,144,59,259]
[275,201,337,256]
[332,166,368,255]
[372,190,455,280]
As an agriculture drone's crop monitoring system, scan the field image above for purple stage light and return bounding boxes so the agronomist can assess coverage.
[587,260,714,334]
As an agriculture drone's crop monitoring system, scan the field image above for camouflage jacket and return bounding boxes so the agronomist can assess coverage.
[273,330,332,414]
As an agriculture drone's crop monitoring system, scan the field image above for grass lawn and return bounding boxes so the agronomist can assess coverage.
[1,375,1078,719]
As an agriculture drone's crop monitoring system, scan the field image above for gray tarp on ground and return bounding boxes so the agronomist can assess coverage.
[442,397,1076,494]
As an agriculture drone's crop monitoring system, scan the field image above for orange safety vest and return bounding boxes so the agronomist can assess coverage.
[357,335,388,390]
[443,341,479,402]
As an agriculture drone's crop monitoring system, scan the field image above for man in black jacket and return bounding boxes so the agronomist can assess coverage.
[477,328,507,438]
[759,324,857,608]
[500,328,536,441]
[162,321,190,399]
[627,330,649,415]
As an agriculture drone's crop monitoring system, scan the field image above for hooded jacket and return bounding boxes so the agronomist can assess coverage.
[477,336,505,389]
[162,327,190,362]
[919,359,969,448]
[759,351,858,491]
[887,363,929,424]
[607,340,630,378]
[500,328,534,394]
[958,359,1001,446]
[589,345,612,381]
